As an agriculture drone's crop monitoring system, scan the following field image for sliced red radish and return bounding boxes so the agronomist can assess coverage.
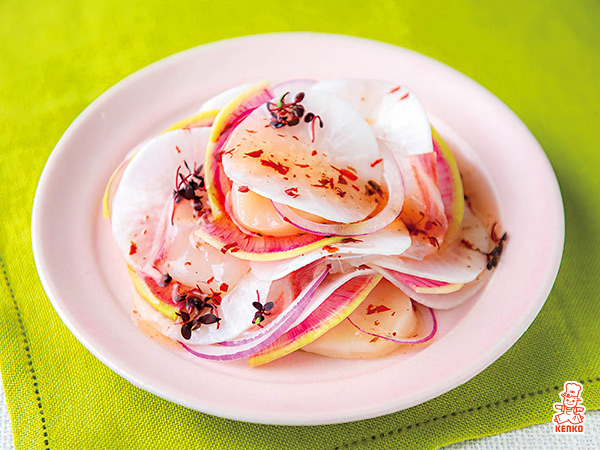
[204,81,274,218]
[193,210,342,261]
[247,271,382,366]
[221,89,383,223]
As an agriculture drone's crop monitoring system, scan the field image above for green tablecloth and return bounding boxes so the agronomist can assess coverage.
[1,1,599,448]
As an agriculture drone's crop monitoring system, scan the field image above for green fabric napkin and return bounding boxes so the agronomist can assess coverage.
[1,0,599,448]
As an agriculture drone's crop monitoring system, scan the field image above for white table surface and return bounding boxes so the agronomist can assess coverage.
[0,371,597,449]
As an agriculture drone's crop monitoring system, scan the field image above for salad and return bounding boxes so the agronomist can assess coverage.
[104,79,506,366]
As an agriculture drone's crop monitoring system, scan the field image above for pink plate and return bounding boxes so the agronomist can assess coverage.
[32,33,564,425]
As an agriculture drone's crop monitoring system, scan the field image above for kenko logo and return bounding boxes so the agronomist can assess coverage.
[553,381,585,433]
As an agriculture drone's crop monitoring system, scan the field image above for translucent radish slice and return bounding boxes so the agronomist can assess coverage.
[205,81,274,218]
[376,266,492,310]
[374,268,464,294]
[270,145,405,236]
[110,128,211,270]
[371,206,490,284]
[162,273,272,345]
[221,90,383,222]
[310,78,433,156]
[180,267,330,360]
[248,272,382,366]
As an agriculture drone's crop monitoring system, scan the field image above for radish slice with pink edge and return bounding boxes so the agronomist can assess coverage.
[270,145,404,236]
[433,127,464,246]
[374,268,463,294]
[375,265,493,310]
[302,279,417,359]
[247,271,382,366]
[110,128,211,271]
[370,206,490,284]
[179,266,330,361]
[204,80,274,218]
[162,273,272,345]
[395,145,449,260]
[310,78,433,156]
[248,224,410,282]
[221,89,384,223]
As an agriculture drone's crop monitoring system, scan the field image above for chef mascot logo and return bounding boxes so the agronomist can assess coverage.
[553,381,585,433]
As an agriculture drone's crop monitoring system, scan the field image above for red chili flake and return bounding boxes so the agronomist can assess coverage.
[184,261,191,266]
[337,175,347,185]
[370,158,383,168]
[335,188,346,198]
[220,283,229,292]
[292,135,299,141]
[374,320,381,326]
[294,163,309,168]
[351,184,360,192]
[428,236,440,248]
[322,245,339,253]
[283,177,289,181]
[245,129,257,133]
[260,159,290,175]
[238,186,250,193]
[175,146,181,154]
[400,92,410,101]
[330,166,358,181]
[369,337,379,343]
[305,174,311,178]
[341,237,363,244]
[245,149,263,158]
[461,239,474,250]
[129,242,137,255]
[366,304,391,315]
[424,220,438,231]
[389,86,401,93]
[206,276,215,284]
[311,150,317,156]
[142,230,147,235]
[221,242,239,254]
[277,133,286,138]
[391,311,396,317]
[284,187,299,198]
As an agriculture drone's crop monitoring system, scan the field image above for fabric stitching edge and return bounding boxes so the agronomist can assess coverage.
[332,377,600,449]
[1,253,50,450]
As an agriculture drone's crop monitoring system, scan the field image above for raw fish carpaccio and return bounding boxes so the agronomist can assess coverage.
[105,79,507,366]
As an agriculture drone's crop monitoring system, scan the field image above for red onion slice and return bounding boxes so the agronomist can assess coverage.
[347,303,437,345]
[272,146,404,237]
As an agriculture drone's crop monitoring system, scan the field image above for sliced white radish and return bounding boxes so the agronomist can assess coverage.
[311,78,433,156]
[221,90,383,222]
[110,128,211,271]
[370,206,490,284]
[162,273,272,345]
